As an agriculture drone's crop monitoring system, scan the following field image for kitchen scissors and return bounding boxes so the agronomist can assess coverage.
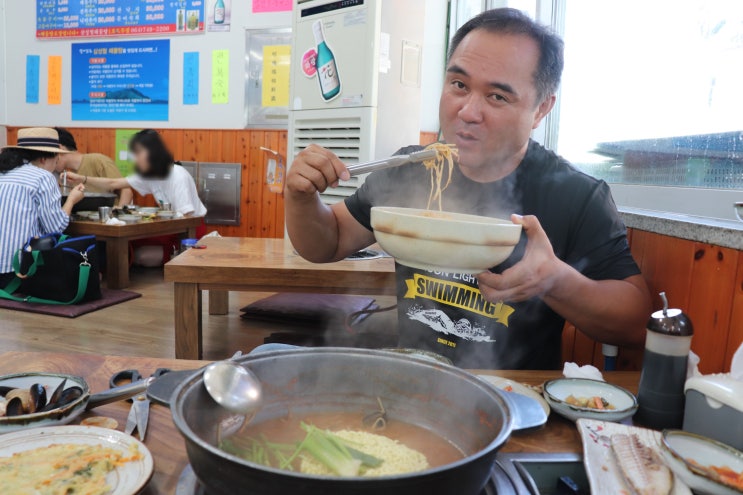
[109,368,170,441]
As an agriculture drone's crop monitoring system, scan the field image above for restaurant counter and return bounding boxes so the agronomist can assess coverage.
[619,206,743,250]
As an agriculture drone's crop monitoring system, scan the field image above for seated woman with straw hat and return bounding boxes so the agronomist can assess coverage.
[0,127,85,287]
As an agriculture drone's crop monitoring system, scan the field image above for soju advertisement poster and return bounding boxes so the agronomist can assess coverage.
[71,40,170,121]
[37,0,205,39]
[207,0,231,32]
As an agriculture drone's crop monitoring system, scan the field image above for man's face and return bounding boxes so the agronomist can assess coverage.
[439,30,555,176]
[52,153,65,173]
[56,145,72,170]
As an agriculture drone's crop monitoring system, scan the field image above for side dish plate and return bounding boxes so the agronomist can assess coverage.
[477,375,550,417]
[577,419,691,495]
[0,425,154,495]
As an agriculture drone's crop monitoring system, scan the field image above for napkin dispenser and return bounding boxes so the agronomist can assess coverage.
[683,374,743,450]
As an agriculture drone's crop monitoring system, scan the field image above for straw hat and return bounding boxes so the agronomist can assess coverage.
[3,127,71,153]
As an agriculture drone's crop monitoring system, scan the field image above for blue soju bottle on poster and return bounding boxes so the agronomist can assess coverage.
[214,0,225,24]
[313,20,341,101]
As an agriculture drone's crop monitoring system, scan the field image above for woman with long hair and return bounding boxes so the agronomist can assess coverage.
[0,128,85,286]
[64,129,205,217]
[64,129,206,265]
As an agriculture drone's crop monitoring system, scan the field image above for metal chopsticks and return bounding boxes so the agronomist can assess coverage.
[346,148,438,177]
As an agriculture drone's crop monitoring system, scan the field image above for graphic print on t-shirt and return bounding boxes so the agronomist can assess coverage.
[399,269,514,349]
[406,306,494,342]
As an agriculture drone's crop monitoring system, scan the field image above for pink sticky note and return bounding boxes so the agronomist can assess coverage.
[252,0,293,13]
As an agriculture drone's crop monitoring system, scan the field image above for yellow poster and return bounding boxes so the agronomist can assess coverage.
[211,49,230,104]
[262,45,291,108]
[47,55,62,105]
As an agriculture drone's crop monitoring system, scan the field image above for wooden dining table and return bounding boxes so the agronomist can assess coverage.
[66,216,204,290]
[164,237,397,359]
[0,350,641,494]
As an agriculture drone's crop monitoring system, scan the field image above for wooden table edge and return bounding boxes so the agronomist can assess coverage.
[66,216,204,239]
[0,351,642,493]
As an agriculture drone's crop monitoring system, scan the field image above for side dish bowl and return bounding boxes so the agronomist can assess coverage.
[661,430,743,495]
[0,373,90,433]
[118,214,140,224]
[543,378,638,423]
[370,207,522,274]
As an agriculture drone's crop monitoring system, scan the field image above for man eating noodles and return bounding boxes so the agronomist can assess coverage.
[285,8,651,369]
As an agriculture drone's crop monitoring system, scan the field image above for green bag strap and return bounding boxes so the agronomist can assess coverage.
[11,250,43,279]
[0,264,91,306]
[0,276,23,297]
[58,235,69,242]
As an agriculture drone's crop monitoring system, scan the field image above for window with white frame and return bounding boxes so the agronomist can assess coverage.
[556,1,743,191]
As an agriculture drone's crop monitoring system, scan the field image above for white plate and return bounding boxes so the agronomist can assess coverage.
[577,419,691,495]
[543,378,638,422]
[0,425,153,494]
[477,375,550,417]
[118,214,140,224]
[661,430,743,495]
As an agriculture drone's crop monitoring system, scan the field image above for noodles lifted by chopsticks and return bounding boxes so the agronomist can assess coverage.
[422,143,458,211]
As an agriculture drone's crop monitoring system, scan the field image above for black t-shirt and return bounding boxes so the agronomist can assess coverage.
[345,140,640,370]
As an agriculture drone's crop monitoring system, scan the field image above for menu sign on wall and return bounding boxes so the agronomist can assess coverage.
[71,40,170,121]
[37,0,205,39]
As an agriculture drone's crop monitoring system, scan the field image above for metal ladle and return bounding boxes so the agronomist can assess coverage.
[203,361,263,418]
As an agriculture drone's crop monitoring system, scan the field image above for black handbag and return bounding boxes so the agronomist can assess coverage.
[0,234,101,305]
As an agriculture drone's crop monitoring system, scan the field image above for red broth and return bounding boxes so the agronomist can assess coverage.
[223,411,465,472]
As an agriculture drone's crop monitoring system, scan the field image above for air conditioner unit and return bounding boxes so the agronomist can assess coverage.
[289,0,426,204]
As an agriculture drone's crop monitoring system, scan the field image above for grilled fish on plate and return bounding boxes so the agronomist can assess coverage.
[612,433,673,495]
[576,419,691,495]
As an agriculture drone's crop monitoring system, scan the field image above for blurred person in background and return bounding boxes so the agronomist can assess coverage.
[54,127,133,206]
[64,129,206,266]
[0,128,84,287]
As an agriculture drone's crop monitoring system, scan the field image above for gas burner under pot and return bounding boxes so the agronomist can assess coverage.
[175,464,515,495]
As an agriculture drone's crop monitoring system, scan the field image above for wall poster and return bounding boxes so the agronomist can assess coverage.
[114,128,140,176]
[47,55,63,105]
[245,28,291,128]
[252,0,292,14]
[211,49,230,104]
[71,40,170,121]
[262,45,290,108]
[37,0,205,39]
[25,55,41,104]
[207,0,231,32]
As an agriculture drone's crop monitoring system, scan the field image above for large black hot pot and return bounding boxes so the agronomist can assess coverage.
[171,348,515,495]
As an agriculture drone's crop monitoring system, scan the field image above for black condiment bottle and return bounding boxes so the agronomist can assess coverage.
[634,292,693,430]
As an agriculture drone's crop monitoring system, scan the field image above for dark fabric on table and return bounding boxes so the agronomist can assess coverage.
[0,289,140,318]
[344,140,640,370]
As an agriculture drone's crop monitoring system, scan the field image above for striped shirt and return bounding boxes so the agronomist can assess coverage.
[0,164,69,273]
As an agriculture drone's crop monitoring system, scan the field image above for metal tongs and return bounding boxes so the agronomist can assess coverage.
[347,148,438,177]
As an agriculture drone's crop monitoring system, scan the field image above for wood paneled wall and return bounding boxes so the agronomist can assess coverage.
[6,128,439,238]
[563,227,743,374]
[7,127,287,238]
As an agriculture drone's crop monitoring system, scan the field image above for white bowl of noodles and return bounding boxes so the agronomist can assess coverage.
[370,207,522,274]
